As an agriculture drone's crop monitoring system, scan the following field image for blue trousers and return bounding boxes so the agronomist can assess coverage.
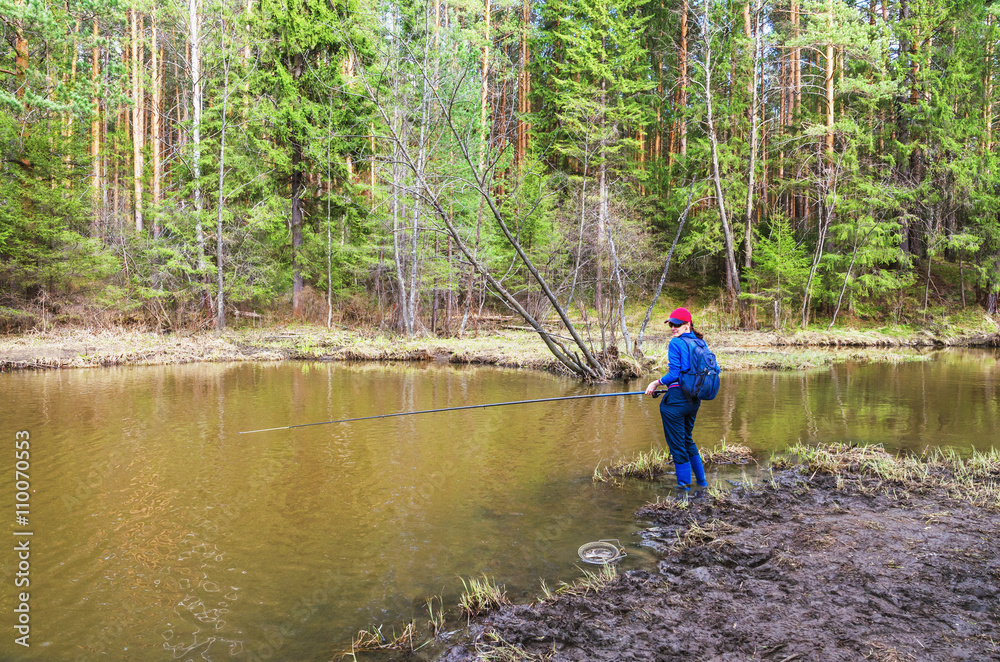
[659,387,701,465]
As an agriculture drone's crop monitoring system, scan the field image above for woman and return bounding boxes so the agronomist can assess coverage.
[644,307,708,491]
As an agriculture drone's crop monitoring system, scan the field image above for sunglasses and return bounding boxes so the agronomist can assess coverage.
[668,321,684,328]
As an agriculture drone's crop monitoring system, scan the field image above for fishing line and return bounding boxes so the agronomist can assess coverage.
[238,389,665,435]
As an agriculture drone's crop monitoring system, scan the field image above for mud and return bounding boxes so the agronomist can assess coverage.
[440,468,1000,661]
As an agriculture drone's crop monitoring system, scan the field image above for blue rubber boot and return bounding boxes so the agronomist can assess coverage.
[675,462,692,490]
[690,452,708,487]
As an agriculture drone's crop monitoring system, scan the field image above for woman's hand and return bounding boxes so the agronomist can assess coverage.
[645,380,661,396]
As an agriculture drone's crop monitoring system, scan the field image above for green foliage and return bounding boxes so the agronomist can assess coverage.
[2,0,1000,333]
[745,216,811,328]
[0,114,113,298]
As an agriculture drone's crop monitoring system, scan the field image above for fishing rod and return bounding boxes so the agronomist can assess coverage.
[238,389,666,435]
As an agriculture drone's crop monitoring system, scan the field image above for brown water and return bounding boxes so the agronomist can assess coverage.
[1,350,997,661]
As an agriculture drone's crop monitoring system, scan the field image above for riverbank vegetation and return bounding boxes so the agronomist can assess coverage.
[595,438,754,481]
[3,0,1000,377]
[0,321,965,374]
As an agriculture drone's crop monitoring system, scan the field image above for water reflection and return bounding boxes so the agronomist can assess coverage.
[0,350,996,660]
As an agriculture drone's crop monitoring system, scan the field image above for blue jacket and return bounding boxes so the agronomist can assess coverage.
[657,332,697,388]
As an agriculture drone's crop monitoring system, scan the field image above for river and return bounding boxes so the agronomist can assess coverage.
[1,349,997,660]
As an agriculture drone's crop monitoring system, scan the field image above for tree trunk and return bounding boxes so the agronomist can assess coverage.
[568,151,590,310]
[461,0,492,335]
[190,0,205,279]
[701,0,740,308]
[986,14,995,151]
[989,246,1000,316]
[327,165,334,328]
[679,0,688,157]
[802,185,836,328]
[151,13,161,236]
[369,121,376,211]
[517,0,530,170]
[389,13,412,333]
[607,222,631,355]
[215,31,230,335]
[656,49,664,161]
[66,19,80,154]
[14,23,28,100]
[112,106,120,229]
[391,140,408,331]
[408,1,435,335]
[91,19,102,236]
[637,181,694,353]
[291,140,305,318]
[792,0,800,118]
[743,0,761,270]
[825,0,834,156]
[244,0,253,60]
[597,141,608,348]
[131,8,144,232]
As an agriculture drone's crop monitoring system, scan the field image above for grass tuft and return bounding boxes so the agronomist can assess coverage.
[789,442,1000,509]
[347,621,415,655]
[425,595,445,636]
[459,574,509,620]
[601,447,673,480]
[476,632,553,661]
[598,439,755,484]
[702,438,755,465]
[556,563,618,597]
[674,519,738,549]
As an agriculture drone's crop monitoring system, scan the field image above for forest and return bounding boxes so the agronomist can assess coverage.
[2,0,999,374]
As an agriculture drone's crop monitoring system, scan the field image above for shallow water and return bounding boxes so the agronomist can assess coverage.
[1,350,996,660]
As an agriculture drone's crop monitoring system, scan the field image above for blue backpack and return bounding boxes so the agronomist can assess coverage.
[679,337,721,401]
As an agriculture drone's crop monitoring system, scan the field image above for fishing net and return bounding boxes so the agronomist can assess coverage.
[577,540,626,564]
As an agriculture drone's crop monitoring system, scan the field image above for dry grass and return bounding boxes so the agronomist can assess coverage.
[0,327,284,370]
[790,442,1000,509]
[702,438,755,465]
[864,640,917,662]
[2,322,976,375]
[476,632,554,661]
[553,562,619,597]
[714,347,930,372]
[346,621,415,655]
[641,493,693,514]
[673,519,739,549]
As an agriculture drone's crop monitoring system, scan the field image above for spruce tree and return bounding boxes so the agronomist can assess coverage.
[250,0,362,317]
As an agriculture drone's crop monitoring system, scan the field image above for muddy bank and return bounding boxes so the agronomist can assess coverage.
[441,451,1000,662]
[0,327,551,372]
[1,325,984,374]
[712,327,1000,348]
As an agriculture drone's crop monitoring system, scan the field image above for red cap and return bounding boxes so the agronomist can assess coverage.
[666,307,692,325]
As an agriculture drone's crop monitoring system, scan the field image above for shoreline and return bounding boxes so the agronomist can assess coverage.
[437,444,1000,662]
[1,324,996,375]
